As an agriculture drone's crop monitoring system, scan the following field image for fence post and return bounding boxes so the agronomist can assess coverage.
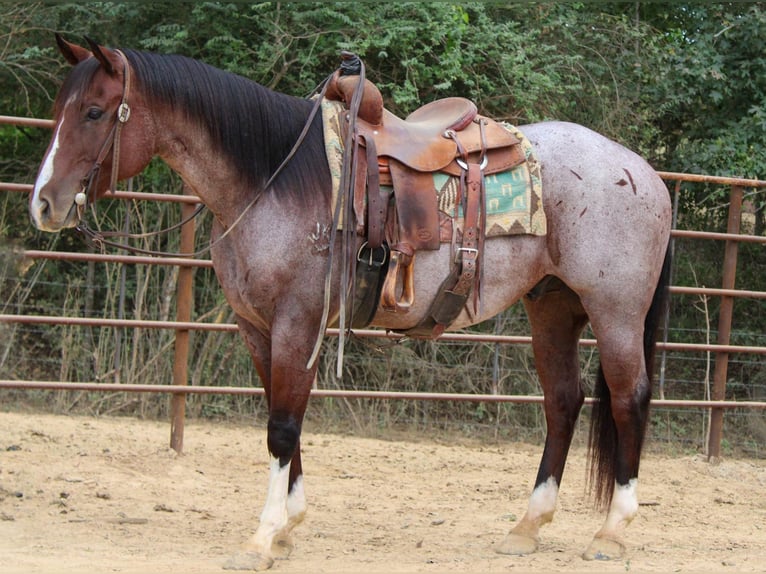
[707,185,743,460]
[169,190,197,454]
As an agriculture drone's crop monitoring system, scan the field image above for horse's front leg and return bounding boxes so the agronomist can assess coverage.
[245,430,306,566]
[224,319,313,571]
[250,366,311,565]
[272,436,306,557]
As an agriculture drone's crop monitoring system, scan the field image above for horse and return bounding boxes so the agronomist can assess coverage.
[30,36,671,570]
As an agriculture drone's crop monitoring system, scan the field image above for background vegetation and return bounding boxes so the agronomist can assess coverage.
[1,2,764,455]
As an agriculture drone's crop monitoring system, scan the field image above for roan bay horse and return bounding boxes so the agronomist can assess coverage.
[30,36,671,570]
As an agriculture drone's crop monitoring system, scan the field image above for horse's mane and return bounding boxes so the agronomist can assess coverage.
[57,49,329,202]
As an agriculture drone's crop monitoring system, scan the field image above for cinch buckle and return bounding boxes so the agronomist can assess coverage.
[455,247,478,263]
[357,241,388,267]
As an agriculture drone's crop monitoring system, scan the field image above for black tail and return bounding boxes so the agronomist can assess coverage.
[587,243,672,509]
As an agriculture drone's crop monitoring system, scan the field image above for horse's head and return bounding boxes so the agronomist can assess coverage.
[30,35,155,231]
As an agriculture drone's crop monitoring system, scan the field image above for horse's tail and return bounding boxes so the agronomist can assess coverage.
[587,242,672,509]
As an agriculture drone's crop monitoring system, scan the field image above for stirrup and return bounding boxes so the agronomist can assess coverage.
[380,250,415,313]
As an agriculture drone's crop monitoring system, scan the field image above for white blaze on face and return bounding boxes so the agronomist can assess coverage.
[31,94,79,229]
[30,117,65,227]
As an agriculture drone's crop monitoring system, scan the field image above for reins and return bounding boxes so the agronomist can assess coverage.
[307,52,367,373]
[74,48,361,376]
[75,49,333,259]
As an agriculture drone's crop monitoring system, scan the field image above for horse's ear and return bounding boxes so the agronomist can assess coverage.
[84,36,120,76]
[55,33,91,65]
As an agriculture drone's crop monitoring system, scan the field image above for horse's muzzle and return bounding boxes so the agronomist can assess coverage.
[29,195,80,232]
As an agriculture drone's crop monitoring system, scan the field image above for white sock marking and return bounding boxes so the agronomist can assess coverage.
[526,476,559,521]
[253,456,291,551]
[603,478,639,531]
[286,475,306,524]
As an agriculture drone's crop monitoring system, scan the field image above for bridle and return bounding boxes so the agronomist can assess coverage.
[74,49,210,256]
[75,49,132,221]
[74,49,330,258]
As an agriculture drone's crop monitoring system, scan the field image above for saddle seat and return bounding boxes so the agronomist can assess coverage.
[369,99,478,172]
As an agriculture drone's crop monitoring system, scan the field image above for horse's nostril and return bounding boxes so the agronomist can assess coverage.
[31,196,50,224]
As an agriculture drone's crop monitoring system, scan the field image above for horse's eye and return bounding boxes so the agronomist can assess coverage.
[86,107,104,121]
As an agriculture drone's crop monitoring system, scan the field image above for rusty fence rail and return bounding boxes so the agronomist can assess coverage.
[1,114,765,457]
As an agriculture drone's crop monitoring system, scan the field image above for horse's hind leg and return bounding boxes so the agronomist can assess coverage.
[580,309,652,561]
[496,279,588,555]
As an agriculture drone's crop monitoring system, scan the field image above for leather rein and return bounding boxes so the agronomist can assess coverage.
[74,49,330,258]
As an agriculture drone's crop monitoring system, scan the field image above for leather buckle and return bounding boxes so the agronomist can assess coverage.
[455,155,488,171]
[357,241,388,267]
[455,247,478,263]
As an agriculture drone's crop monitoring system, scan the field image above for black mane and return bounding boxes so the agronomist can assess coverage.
[126,50,329,199]
[59,49,329,201]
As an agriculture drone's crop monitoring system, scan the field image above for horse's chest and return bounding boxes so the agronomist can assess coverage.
[213,238,324,330]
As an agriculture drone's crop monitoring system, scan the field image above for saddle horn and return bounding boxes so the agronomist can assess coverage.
[325,52,384,126]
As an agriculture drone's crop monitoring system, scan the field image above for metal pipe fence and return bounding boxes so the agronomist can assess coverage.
[1,114,765,458]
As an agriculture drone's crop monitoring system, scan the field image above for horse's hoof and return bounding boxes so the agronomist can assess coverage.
[272,534,295,559]
[582,536,625,561]
[495,532,539,555]
[223,551,274,571]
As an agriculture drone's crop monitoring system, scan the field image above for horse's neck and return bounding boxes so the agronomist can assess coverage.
[149,93,329,231]
[154,111,259,225]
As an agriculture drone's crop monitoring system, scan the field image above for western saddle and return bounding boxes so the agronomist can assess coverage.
[325,56,524,337]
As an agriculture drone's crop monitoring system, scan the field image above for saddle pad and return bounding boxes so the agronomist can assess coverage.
[321,99,546,238]
[435,123,546,238]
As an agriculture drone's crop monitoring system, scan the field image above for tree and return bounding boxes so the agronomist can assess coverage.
[641,3,766,230]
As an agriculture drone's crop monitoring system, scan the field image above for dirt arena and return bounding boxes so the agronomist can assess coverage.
[1,411,764,573]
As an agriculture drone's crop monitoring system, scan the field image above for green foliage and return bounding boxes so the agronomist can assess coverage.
[0,3,764,447]
[638,3,766,229]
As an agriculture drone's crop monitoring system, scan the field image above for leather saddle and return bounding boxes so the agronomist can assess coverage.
[327,73,521,168]
[326,70,525,336]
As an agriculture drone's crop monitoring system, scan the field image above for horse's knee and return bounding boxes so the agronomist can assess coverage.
[267,412,300,466]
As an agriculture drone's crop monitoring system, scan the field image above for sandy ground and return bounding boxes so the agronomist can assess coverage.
[0,411,764,573]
